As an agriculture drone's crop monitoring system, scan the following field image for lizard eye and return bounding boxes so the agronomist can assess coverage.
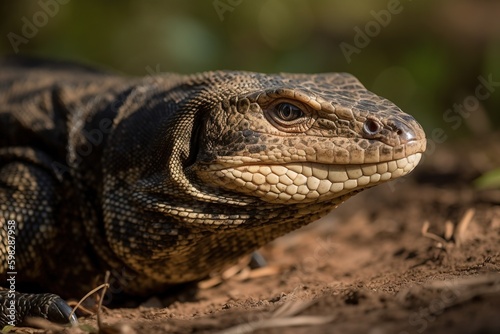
[264,101,312,133]
[363,119,382,136]
[275,103,304,122]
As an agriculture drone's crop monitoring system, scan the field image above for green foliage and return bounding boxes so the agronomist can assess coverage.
[78,323,98,333]
[474,169,500,189]
[1,325,13,333]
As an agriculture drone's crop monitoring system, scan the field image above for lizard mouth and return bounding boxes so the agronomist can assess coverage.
[200,153,422,204]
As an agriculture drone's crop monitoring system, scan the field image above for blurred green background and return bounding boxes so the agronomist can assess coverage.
[1,0,499,140]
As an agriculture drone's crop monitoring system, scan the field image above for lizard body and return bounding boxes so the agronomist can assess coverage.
[0,58,426,326]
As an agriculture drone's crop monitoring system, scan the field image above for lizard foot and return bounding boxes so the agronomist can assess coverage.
[0,291,78,327]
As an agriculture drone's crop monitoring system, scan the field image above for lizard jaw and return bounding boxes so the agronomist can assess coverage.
[199,152,422,204]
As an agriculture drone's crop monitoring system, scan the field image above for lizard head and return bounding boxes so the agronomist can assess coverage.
[191,72,426,205]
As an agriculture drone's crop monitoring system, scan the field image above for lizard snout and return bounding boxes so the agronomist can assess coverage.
[390,118,419,144]
[384,116,426,147]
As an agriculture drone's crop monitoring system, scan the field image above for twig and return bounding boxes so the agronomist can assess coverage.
[421,208,475,248]
[97,271,111,329]
[69,279,110,321]
[454,208,475,247]
[421,221,448,245]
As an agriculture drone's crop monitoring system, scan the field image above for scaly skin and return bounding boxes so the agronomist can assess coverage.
[0,58,426,326]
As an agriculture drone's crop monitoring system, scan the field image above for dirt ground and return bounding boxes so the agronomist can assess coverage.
[13,136,500,334]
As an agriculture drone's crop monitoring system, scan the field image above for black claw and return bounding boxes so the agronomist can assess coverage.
[45,296,78,325]
[249,251,267,269]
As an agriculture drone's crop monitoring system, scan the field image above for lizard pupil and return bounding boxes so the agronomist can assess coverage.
[276,103,303,121]
[363,119,381,136]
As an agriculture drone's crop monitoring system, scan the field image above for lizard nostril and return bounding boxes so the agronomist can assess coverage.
[363,119,381,136]
[391,119,416,144]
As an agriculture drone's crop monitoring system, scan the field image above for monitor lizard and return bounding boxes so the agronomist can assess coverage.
[0,57,426,327]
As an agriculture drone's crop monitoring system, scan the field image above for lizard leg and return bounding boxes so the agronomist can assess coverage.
[0,149,77,326]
